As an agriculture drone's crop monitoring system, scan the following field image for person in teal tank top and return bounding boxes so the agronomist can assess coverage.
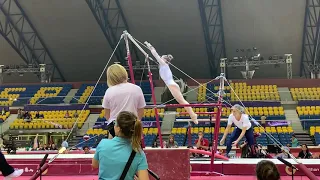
[92,111,149,180]
[291,134,299,147]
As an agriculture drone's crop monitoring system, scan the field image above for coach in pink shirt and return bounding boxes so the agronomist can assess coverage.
[102,64,146,138]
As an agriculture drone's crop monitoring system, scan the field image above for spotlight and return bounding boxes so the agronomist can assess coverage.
[253,47,257,51]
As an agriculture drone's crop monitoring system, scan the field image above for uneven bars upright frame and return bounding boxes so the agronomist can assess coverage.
[124,31,164,148]
[210,73,225,173]
[123,32,146,148]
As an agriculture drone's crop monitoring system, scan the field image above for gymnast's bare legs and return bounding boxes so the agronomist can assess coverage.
[145,41,198,124]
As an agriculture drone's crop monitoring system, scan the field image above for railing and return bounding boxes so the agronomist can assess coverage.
[1,94,320,107]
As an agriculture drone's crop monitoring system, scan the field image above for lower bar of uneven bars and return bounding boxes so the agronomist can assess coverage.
[179,112,217,115]
[175,118,227,122]
[164,103,221,107]
[29,163,49,180]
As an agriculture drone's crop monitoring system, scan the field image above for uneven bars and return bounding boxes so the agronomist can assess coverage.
[210,74,225,172]
[179,112,217,115]
[125,32,164,148]
[146,103,221,108]
[175,118,227,122]
[123,32,135,85]
[123,31,146,148]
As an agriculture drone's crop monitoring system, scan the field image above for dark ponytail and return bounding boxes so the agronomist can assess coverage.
[131,120,142,152]
[116,111,142,152]
[256,160,280,180]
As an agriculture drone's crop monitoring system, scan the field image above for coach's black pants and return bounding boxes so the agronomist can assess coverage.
[0,151,14,176]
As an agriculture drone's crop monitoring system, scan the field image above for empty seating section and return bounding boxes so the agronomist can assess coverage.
[291,88,320,101]
[70,84,102,104]
[176,106,285,123]
[142,108,164,121]
[245,106,285,120]
[230,83,280,101]
[143,128,157,146]
[171,127,187,146]
[315,133,320,145]
[9,110,90,129]
[197,83,231,102]
[296,106,320,130]
[71,82,152,105]
[0,88,25,106]
[0,111,10,123]
[0,84,72,106]
[309,126,320,136]
[86,128,108,135]
[198,82,280,102]
[311,126,320,145]
[297,106,320,119]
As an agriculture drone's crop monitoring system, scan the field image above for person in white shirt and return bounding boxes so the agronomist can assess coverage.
[102,64,146,138]
[145,41,198,124]
[61,138,69,148]
[220,104,255,157]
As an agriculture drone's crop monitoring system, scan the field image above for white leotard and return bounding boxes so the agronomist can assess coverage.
[150,48,177,87]
[159,64,176,86]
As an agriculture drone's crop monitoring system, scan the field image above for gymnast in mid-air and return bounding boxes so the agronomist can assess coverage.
[145,41,198,124]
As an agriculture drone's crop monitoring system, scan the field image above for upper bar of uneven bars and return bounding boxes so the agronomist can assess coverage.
[123,31,149,57]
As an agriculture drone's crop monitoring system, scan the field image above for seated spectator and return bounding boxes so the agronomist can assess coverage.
[255,144,268,158]
[73,112,79,118]
[297,144,312,159]
[35,111,44,119]
[152,141,158,148]
[1,108,5,115]
[275,146,290,159]
[286,144,291,147]
[64,111,70,118]
[43,144,49,150]
[50,143,57,150]
[240,141,249,158]
[35,112,40,119]
[83,146,91,154]
[256,160,280,180]
[187,146,195,158]
[291,135,299,147]
[38,144,45,151]
[0,135,3,151]
[166,135,178,148]
[17,109,23,119]
[194,131,209,157]
[61,138,69,148]
[23,111,32,122]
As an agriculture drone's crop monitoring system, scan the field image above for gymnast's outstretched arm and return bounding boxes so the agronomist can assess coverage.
[144,42,167,66]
